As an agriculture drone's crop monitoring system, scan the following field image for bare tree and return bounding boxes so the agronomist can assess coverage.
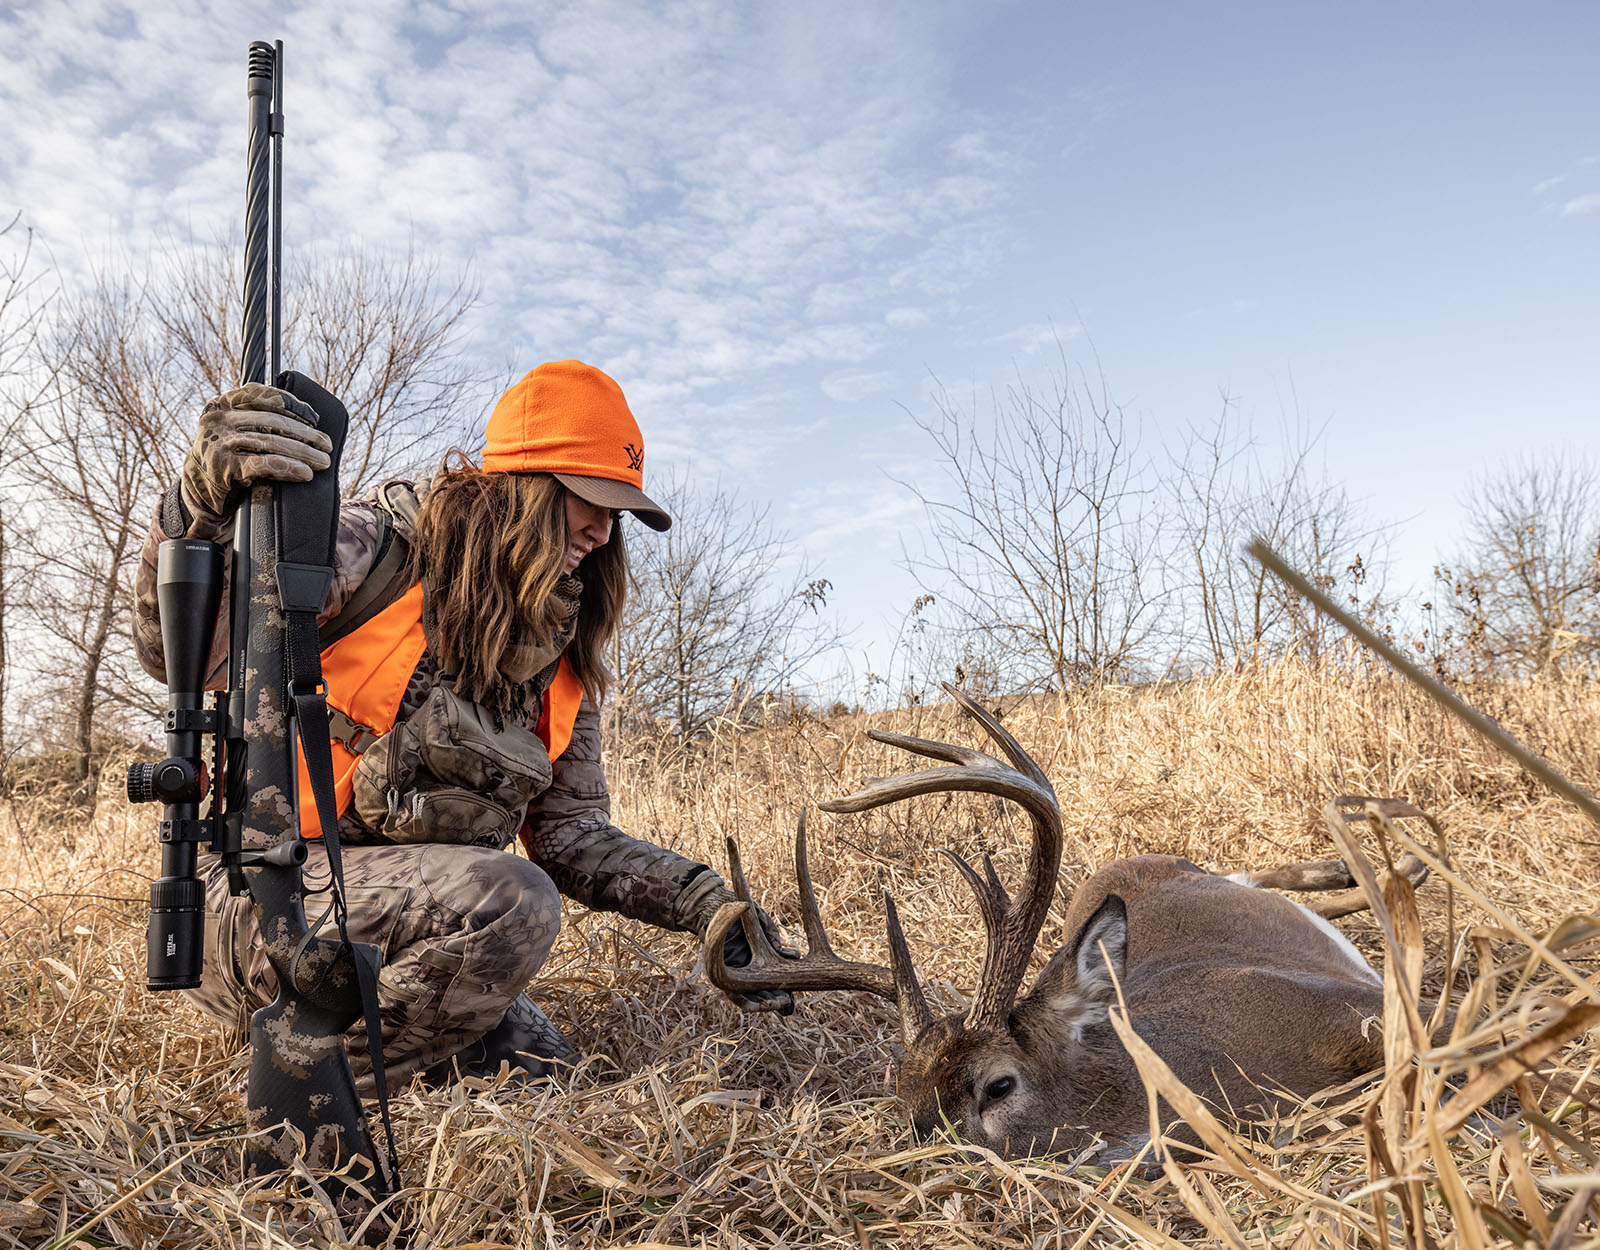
[0,214,52,419]
[1447,451,1600,675]
[616,470,840,740]
[0,213,59,766]
[14,239,479,794]
[16,274,183,793]
[1169,395,1388,671]
[149,237,480,496]
[901,353,1165,696]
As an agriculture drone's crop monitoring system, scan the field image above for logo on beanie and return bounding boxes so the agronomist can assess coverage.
[625,442,644,472]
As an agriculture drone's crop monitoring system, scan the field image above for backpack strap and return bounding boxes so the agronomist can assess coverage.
[319,480,422,649]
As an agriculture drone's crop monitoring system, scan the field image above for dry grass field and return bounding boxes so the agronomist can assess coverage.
[2,660,1597,1248]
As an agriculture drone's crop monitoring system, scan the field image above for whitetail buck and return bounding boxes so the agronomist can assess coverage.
[706,685,1429,1162]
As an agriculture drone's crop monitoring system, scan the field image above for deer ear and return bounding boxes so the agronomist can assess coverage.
[1033,894,1128,1038]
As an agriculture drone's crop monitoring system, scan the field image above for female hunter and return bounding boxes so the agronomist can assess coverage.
[134,359,790,1089]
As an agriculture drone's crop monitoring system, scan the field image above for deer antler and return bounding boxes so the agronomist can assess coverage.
[703,811,936,1047]
[819,683,1062,1035]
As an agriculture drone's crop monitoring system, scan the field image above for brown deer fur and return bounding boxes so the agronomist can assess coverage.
[894,854,1387,1160]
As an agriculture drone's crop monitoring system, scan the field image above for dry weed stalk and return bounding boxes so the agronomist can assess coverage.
[1,659,1595,1248]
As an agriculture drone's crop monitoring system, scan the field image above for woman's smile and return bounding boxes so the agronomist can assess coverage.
[563,493,613,570]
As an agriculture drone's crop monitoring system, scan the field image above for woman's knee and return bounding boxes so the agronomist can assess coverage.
[419,845,560,937]
[416,846,561,997]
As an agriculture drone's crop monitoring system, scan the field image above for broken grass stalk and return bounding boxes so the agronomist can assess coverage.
[1247,537,1600,831]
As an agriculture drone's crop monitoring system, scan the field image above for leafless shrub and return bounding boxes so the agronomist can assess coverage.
[902,350,1165,696]
[900,357,1392,697]
[0,213,60,769]
[12,273,180,799]
[1445,450,1600,676]
[1169,392,1390,671]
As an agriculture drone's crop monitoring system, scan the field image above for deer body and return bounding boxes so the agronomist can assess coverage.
[897,854,1387,1159]
[706,690,1427,1164]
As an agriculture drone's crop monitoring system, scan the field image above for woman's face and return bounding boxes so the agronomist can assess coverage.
[563,491,615,572]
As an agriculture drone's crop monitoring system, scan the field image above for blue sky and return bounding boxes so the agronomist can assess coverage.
[2,1,1596,692]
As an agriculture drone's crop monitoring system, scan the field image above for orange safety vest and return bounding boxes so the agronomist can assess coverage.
[296,581,585,838]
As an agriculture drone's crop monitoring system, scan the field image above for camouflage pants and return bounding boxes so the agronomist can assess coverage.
[185,842,563,1093]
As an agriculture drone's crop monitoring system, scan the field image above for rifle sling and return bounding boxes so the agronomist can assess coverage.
[272,372,402,1191]
[290,687,401,1190]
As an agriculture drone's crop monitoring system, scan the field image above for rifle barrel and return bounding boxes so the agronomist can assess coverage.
[270,40,283,382]
[243,42,273,386]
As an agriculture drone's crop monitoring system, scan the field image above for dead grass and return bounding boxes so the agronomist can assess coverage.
[1,659,1596,1248]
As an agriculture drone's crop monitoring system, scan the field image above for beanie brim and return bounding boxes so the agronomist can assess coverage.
[555,473,672,531]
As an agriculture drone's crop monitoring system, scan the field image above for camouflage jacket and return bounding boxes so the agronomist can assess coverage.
[132,490,709,934]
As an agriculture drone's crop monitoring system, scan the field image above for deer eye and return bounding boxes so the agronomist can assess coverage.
[983,1075,1016,1104]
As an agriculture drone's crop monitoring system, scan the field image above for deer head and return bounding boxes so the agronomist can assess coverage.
[708,684,1086,1155]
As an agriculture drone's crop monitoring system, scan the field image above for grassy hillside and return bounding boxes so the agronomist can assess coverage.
[2,661,1596,1248]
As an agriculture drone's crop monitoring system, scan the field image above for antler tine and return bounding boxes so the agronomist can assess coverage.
[721,834,769,963]
[863,727,992,767]
[818,764,1057,818]
[980,850,1007,899]
[939,848,1010,936]
[942,682,1050,789]
[883,890,935,1048]
[725,835,755,903]
[705,819,897,1002]
[792,811,835,958]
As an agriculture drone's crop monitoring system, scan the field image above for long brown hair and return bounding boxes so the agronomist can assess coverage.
[411,455,627,706]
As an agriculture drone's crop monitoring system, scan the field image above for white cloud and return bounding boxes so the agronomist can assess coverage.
[994,318,1084,354]
[1560,193,1600,217]
[0,0,1014,472]
[885,306,931,329]
[786,485,925,551]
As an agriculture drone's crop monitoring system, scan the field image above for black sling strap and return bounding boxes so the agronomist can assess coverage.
[273,371,401,1189]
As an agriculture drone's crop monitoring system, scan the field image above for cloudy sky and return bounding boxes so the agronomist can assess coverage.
[2,1,1597,691]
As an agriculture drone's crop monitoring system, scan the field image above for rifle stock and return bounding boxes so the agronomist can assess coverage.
[234,467,378,1183]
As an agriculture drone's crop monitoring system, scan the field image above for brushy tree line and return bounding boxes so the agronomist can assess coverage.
[890,346,1598,702]
[1,217,1593,800]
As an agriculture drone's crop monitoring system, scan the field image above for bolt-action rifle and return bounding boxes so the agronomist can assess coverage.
[133,40,397,1198]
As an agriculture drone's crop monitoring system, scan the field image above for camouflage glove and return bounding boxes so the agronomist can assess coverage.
[180,383,332,526]
[676,868,801,1015]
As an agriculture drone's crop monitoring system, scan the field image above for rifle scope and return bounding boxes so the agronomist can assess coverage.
[134,540,224,990]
